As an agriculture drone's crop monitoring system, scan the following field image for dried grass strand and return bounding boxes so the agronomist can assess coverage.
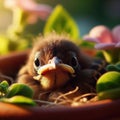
[36,86,97,107]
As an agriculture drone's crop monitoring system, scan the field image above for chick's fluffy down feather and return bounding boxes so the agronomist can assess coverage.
[16,33,105,99]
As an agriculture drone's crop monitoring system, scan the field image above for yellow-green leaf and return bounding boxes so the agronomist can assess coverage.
[0,95,36,106]
[6,83,34,98]
[98,88,120,100]
[96,71,120,100]
[44,5,80,40]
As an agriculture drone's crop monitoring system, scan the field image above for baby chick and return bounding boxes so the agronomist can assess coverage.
[16,33,106,99]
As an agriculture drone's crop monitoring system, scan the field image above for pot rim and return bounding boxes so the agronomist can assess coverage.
[0,99,120,120]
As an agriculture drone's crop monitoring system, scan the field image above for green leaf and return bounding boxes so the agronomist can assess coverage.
[79,40,95,48]
[96,71,120,100]
[96,71,120,93]
[6,83,34,98]
[98,88,120,100]
[44,5,80,40]
[106,63,120,72]
[0,95,36,106]
[0,81,9,94]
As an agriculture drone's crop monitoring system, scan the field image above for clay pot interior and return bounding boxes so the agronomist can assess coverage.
[0,50,120,120]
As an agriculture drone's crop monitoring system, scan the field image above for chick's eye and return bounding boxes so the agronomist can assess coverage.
[34,58,40,67]
[34,52,41,69]
[70,56,78,67]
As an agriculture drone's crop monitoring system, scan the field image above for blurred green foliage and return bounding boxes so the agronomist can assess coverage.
[1,0,120,34]
[0,0,120,54]
[37,0,120,28]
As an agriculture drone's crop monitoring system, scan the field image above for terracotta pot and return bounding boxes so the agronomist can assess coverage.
[0,50,120,120]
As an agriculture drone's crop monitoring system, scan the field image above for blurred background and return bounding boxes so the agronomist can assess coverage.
[0,0,120,36]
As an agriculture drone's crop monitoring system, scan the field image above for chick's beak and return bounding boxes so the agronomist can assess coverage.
[33,56,75,90]
[37,56,75,75]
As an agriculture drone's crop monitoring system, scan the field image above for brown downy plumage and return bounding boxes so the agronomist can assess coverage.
[16,33,106,101]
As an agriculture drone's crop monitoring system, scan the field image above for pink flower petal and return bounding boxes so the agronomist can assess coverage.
[17,0,52,20]
[112,25,120,43]
[26,4,52,21]
[88,25,113,43]
[18,0,36,10]
[115,42,120,48]
[4,0,52,22]
[83,35,99,43]
[95,43,115,50]
[18,0,52,13]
